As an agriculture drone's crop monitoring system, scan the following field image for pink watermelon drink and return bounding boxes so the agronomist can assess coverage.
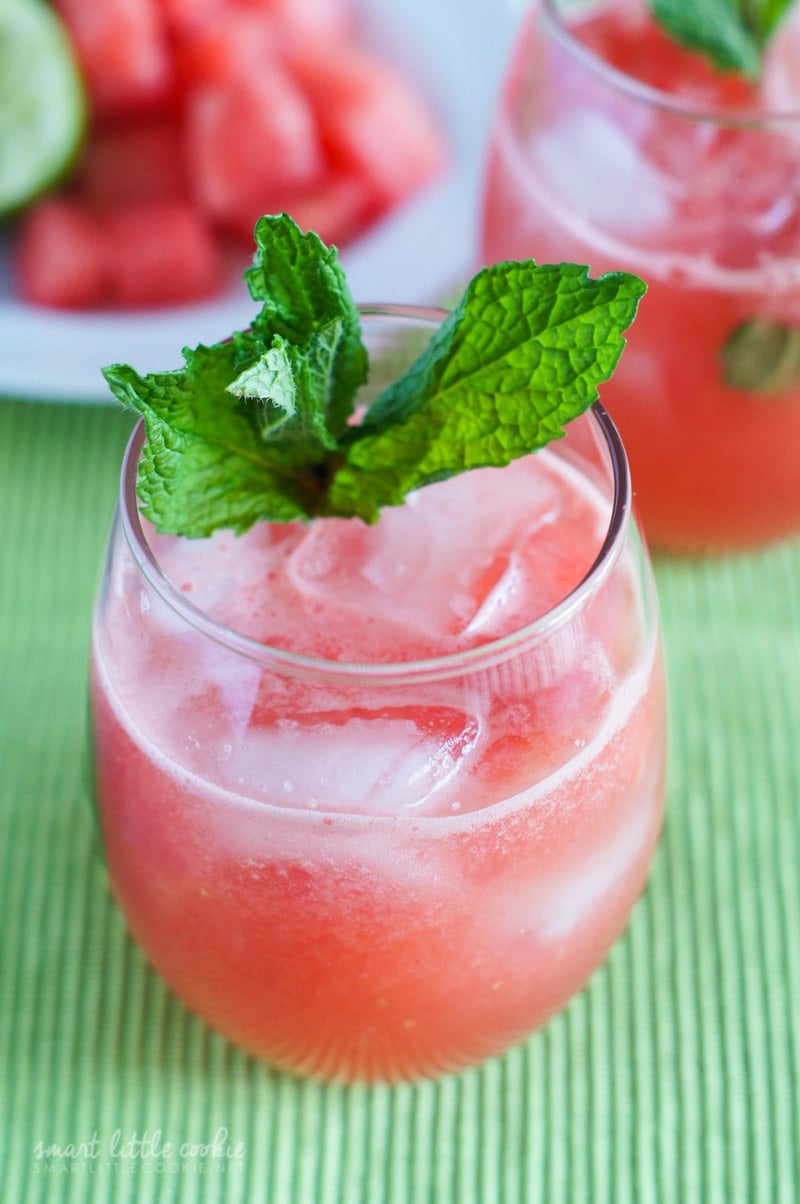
[482,0,800,551]
[90,297,665,1084]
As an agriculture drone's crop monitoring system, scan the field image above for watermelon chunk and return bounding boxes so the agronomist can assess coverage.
[174,9,281,89]
[185,66,324,233]
[101,200,222,306]
[15,199,105,309]
[52,0,175,119]
[274,170,379,249]
[16,197,222,309]
[255,0,354,45]
[76,116,188,206]
[289,45,447,208]
[156,0,226,38]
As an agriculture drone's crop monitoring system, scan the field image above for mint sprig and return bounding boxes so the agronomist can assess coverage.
[721,317,800,392]
[650,0,795,78]
[103,214,645,536]
[327,262,645,521]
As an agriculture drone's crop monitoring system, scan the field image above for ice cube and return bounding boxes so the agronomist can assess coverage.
[529,109,674,232]
[234,707,481,815]
[283,458,567,656]
[199,642,263,728]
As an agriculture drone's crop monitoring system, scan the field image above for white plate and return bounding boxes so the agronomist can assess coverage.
[0,0,519,403]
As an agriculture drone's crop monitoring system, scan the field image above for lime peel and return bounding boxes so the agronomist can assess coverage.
[0,0,86,216]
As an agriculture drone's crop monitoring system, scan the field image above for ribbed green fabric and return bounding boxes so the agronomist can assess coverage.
[1,396,799,1203]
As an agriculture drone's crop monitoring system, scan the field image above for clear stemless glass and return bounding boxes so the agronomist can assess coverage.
[88,306,666,1084]
[482,0,800,552]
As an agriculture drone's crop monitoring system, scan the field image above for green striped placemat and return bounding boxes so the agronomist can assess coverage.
[1,397,798,1203]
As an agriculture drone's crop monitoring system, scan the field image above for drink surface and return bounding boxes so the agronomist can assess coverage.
[148,450,610,662]
[91,440,665,1081]
[482,0,800,550]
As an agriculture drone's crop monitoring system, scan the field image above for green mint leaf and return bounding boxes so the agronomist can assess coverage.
[650,0,795,77]
[103,338,324,537]
[228,320,343,454]
[721,317,800,392]
[104,215,646,536]
[324,262,646,523]
[228,337,298,415]
[103,215,366,536]
[246,213,366,437]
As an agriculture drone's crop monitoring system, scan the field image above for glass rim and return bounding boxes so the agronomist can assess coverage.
[118,303,632,686]
[541,0,800,125]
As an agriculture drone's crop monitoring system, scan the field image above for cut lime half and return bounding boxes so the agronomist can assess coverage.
[0,0,86,216]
